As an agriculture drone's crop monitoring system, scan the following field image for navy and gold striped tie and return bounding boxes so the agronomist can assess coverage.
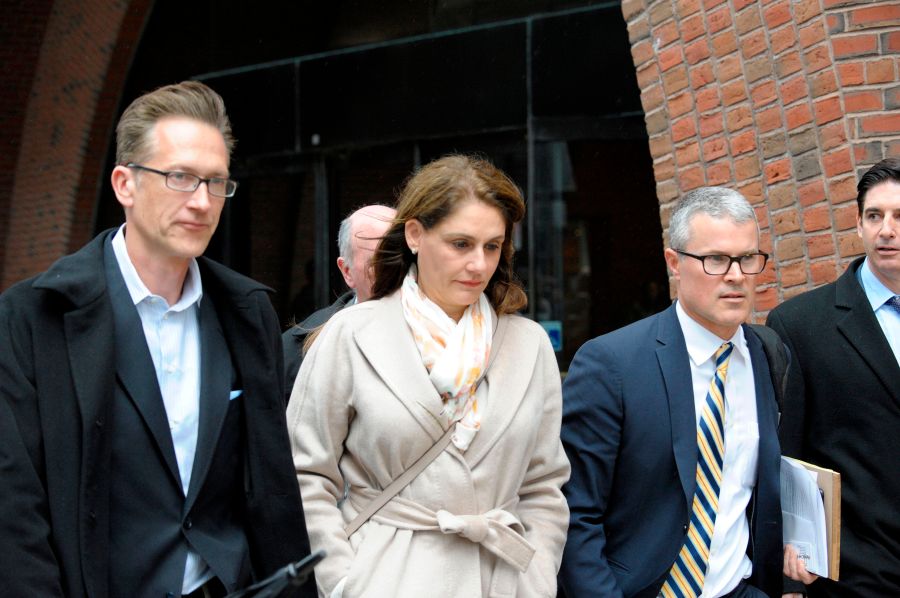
[660,341,734,598]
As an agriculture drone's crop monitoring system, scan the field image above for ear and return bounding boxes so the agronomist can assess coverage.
[664,248,682,281]
[111,165,136,209]
[405,219,424,254]
[337,256,356,289]
[856,211,863,239]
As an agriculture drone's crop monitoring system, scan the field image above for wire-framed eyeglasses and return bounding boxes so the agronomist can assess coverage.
[126,163,238,198]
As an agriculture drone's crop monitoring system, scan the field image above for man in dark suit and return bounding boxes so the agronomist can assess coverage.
[559,187,787,598]
[0,81,315,597]
[282,204,394,402]
[767,157,900,597]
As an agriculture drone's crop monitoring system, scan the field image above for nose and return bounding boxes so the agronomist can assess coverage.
[879,214,898,237]
[467,248,487,272]
[186,182,213,210]
[723,258,745,281]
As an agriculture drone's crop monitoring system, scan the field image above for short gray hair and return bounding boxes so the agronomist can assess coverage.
[668,186,758,250]
[337,214,354,267]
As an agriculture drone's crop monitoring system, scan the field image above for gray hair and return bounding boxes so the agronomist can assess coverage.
[668,186,758,250]
[337,214,354,267]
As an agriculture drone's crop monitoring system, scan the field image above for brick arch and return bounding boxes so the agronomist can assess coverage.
[621,0,899,317]
[1,0,153,289]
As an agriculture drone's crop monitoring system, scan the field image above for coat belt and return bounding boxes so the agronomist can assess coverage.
[346,489,535,572]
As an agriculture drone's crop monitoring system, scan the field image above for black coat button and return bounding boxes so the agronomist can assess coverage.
[183,517,193,530]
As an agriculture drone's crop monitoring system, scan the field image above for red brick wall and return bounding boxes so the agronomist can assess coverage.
[1,0,151,289]
[0,0,54,287]
[622,0,900,318]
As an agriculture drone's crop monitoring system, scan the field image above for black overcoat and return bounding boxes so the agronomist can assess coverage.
[0,230,314,597]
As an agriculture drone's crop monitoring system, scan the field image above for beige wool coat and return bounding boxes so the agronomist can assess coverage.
[287,291,570,598]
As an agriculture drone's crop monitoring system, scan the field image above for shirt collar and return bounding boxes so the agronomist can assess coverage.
[675,300,749,366]
[111,224,203,310]
[858,257,897,312]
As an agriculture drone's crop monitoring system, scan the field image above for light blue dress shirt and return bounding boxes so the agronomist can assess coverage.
[111,225,212,593]
[858,258,900,367]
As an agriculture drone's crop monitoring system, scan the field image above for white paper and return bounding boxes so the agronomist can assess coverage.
[780,456,828,577]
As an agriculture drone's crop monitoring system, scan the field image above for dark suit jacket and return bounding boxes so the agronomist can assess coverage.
[559,303,783,598]
[767,257,900,597]
[282,291,354,404]
[0,230,315,597]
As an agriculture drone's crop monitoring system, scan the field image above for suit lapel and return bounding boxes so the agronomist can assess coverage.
[835,262,900,405]
[104,246,182,490]
[655,304,698,510]
[185,296,233,509]
[353,293,450,441]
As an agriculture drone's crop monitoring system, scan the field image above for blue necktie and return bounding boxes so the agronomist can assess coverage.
[660,342,734,598]
[886,295,900,316]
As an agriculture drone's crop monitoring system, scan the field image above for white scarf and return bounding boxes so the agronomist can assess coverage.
[401,265,492,451]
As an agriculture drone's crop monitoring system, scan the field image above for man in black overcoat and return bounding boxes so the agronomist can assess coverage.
[768,157,900,597]
[0,81,315,598]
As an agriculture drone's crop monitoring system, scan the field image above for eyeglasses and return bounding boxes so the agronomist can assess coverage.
[674,249,768,275]
[126,163,238,198]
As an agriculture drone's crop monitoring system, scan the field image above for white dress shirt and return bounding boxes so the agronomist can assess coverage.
[112,225,211,593]
[859,258,900,366]
[676,301,758,598]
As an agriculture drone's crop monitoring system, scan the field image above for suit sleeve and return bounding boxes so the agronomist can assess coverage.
[0,298,65,595]
[765,310,806,458]
[515,333,571,597]
[558,338,626,598]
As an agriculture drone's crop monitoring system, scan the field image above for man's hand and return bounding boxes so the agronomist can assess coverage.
[783,543,819,585]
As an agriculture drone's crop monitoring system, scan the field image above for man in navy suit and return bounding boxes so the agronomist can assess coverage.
[559,187,785,598]
[0,82,314,597]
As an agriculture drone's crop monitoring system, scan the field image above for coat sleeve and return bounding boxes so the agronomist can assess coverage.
[765,309,806,458]
[286,315,356,597]
[557,337,626,598]
[515,333,572,598]
[0,297,65,596]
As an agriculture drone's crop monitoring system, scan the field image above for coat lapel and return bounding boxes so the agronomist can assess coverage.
[835,260,900,405]
[184,296,233,510]
[463,316,531,468]
[655,304,697,510]
[64,296,115,598]
[104,245,183,491]
[353,293,451,441]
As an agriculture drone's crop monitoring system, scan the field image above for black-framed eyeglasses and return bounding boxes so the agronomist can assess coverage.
[125,163,238,198]
[674,249,768,275]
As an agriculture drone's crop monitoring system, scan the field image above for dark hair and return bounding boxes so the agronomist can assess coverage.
[857,157,900,214]
[370,154,527,315]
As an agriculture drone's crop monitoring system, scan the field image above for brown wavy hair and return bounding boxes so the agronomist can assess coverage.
[370,154,527,315]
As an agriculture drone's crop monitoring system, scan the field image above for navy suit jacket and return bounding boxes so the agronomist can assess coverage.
[559,303,782,598]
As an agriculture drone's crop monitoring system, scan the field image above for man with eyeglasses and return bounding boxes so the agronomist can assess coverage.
[0,81,315,597]
[767,157,900,598]
[560,186,796,598]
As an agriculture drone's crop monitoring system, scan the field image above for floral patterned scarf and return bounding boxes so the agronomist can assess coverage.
[401,265,492,451]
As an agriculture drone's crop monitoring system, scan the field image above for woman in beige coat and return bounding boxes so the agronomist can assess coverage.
[287,155,570,598]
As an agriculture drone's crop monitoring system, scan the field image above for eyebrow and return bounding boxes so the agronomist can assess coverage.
[443,232,505,242]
